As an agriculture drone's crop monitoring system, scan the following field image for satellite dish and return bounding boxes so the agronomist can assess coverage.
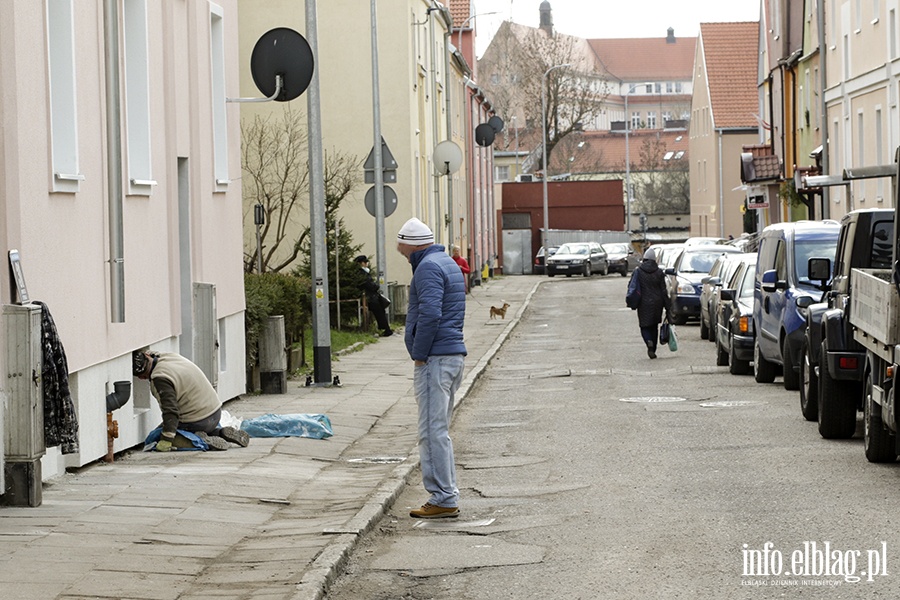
[250,28,314,102]
[488,115,505,133]
[475,123,495,147]
[432,141,463,176]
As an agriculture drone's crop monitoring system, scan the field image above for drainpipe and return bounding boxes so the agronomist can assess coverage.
[442,8,455,247]
[104,0,125,322]
[717,129,724,237]
[817,0,829,218]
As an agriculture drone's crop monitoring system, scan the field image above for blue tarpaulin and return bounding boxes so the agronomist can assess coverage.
[239,413,333,439]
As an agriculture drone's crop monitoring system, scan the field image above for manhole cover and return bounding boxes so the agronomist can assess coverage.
[618,396,687,403]
[699,400,767,408]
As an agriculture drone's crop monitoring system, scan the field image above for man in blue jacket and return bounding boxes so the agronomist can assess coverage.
[397,217,467,518]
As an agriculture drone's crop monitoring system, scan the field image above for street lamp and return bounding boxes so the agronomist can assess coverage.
[541,63,571,255]
[457,11,499,63]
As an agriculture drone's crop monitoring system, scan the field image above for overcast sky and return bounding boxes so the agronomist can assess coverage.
[473,0,761,57]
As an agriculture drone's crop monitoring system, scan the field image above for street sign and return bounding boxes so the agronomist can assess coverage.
[364,185,398,217]
[364,136,398,183]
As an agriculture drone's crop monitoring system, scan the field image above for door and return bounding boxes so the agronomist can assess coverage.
[502,229,532,275]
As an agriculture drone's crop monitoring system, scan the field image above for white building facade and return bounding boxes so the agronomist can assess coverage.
[0,0,246,483]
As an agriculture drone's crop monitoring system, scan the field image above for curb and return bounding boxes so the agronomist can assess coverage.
[290,279,541,600]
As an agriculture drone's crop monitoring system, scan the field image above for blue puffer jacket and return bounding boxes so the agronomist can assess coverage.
[404,244,468,361]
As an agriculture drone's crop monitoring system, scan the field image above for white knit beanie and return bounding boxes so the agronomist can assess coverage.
[397,217,434,245]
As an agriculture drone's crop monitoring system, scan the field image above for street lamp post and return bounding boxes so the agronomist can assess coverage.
[457,11,499,65]
[541,63,570,255]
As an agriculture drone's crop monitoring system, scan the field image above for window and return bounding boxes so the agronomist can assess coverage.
[631,111,640,129]
[892,9,898,59]
[210,4,228,190]
[876,108,884,201]
[666,82,673,93]
[654,83,661,94]
[490,73,500,85]
[123,0,155,195]
[48,0,82,192]
[647,112,657,129]
[494,165,510,181]
[645,83,652,94]
[857,111,865,200]
[675,82,683,93]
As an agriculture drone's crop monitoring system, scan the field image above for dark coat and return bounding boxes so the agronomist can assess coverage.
[635,259,670,327]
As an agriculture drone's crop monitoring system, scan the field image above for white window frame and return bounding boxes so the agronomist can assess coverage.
[210,3,229,191]
[123,0,156,195]
[48,0,83,193]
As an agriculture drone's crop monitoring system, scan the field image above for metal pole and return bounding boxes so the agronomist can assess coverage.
[625,92,631,232]
[541,64,569,254]
[371,0,387,298]
[104,0,125,323]
[306,0,332,384]
[335,218,341,331]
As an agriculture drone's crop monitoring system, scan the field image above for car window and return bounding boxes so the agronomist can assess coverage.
[739,265,756,299]
[793,239,837,284]
[557,244,588,255]
[871,220,893,269]
[774,240,787,281]
[680,251,723,274]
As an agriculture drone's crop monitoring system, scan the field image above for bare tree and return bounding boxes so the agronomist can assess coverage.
[479,22,609,174]
[241,107,360,273]
[633,136,689,214]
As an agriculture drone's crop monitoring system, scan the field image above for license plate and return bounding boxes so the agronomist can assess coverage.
[556,265,568,269]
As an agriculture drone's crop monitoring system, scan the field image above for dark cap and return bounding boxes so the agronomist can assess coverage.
[132,350,149,377]
[354,255,369,264]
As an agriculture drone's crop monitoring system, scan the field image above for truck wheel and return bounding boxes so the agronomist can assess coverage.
[754,340,777,383]
[864,372,897,463]
[782,337,799,391]
[700,317,709,340]
[799,342,818,421]
[716,336,728,366]
[817,342,857,439]
[729,340,750,375]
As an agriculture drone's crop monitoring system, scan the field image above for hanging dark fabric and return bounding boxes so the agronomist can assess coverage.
[33,301,79,454]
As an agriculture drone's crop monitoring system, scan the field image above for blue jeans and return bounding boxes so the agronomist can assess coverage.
[413,354,465,508]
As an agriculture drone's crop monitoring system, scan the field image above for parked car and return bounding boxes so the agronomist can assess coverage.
[533,246,559,275]
[545,242,608,277]
[601,242,640,276]
[646,243,685,294]
[753,220,840,390]
[684,236,727,247]
[699,253,745,340]
[800,209,893,437]
[665,244,742,324]
[714,253,758,374]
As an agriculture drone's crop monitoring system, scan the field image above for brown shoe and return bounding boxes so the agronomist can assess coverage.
[196,431,229,451]
[409,503,459,519]
[219,426,250,448]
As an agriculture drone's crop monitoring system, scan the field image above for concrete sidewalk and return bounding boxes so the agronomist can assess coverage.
[0,275,539,600]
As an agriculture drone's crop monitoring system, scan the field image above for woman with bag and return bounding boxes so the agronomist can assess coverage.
[632,248,671,359]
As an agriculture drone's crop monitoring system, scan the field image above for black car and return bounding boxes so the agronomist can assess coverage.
[533,246,559,275]
[714,253,757,375]
[546,242,608,277]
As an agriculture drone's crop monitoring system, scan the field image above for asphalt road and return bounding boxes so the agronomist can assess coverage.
[325,274,900,600]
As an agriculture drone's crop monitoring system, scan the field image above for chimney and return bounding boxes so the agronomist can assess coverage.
[666,27,675,43]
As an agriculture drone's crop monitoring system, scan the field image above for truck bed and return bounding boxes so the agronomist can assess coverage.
[850,267,900,353]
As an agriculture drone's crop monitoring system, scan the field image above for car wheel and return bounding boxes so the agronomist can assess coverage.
[601,263,608,276]
[566,273,572,277]
[708,314,717,343]
[754,340,777,384]
[671,314,687,326]
[699,316,709,340]
[548,273,555,277]
[584,262,591,277]
[799,342,818,421]
[781,337,799,391]
[864,371,897,463]
[715,335,728,366]
[817,342,858,439]
[620,269,628,277]
[729,338,750,375]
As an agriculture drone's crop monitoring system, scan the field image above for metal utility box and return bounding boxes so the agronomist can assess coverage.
[850,268,900,349]
[2,304,44,506]
[259,315,287,394]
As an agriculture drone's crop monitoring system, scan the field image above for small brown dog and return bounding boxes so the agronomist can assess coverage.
[489,303,511,319]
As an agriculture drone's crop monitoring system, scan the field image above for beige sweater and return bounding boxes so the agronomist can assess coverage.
[150,353,220,435]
